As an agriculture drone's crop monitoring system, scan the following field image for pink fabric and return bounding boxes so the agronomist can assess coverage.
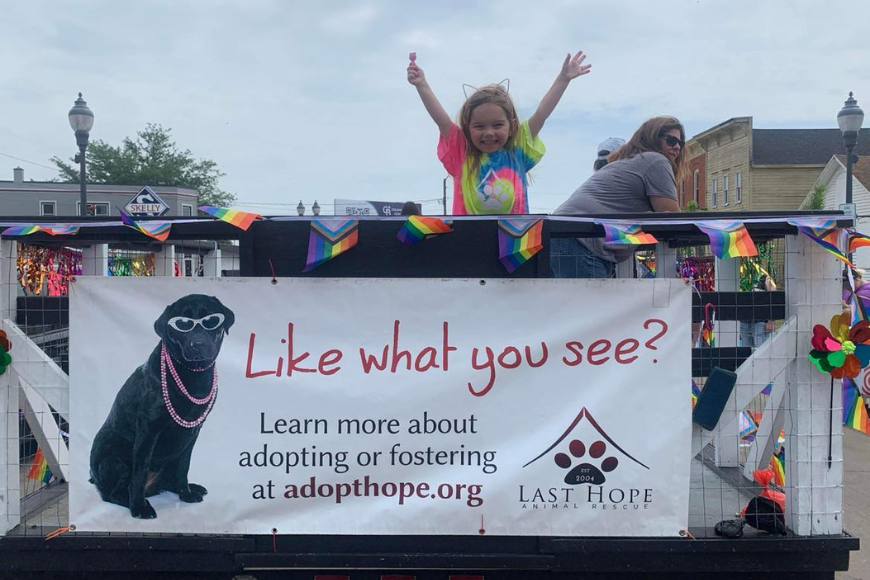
[437,125,469,215]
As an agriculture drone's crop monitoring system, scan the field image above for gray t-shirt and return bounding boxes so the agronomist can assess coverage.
[554,151,677,262]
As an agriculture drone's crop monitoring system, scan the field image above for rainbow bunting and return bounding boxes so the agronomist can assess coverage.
[848,229,870,252]
[788,218,852,267]
[119,211,172,242]
[695,220,758,259]
[302,218,359,272]
[843,377,870,436]
[26,448,52,484]
[198,206,261,231]
[739,410,758,440]
[2,225,42,236]
[691,380,701,409]
[770,444,785,487]
[43,225,80,236]
[598,220,658,245]
[497,217,543,273]
[396,215,453,245]
[762,383,773,396]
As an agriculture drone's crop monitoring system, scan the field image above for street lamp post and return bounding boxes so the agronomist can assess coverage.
[312,201,321,216]
[297,201,305,216]
[838,92,864,208]
[68,93,94,216]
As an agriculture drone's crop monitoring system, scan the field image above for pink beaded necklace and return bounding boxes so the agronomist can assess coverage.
[160,342,218,428]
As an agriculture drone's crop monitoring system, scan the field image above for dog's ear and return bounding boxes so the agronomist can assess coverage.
[153,303,173,340]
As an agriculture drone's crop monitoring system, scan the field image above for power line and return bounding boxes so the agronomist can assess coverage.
[0,152,57,172]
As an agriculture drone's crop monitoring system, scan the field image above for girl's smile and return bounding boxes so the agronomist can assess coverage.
[469,103,513,153]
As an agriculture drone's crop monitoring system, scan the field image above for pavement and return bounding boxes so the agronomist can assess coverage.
[840,426,870,579]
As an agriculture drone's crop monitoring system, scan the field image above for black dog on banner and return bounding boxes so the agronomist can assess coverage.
[89,294,235,519]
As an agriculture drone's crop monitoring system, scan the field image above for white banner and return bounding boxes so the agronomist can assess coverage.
[70,277,691,535]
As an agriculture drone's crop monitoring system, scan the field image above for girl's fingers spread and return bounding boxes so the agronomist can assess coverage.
[575,52,587,64]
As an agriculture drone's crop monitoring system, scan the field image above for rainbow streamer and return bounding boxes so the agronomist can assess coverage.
[119,211,172,242]
[843,377,870,436]
[303,218,359,272]
[43,225,80,236]
[497,218,543,273]
[695,220,758,258]
[691,380,701,409]
[848,229,870,252]
[198,206,261,231]
[396,216,453,245]
[27,448,52,484]
[788,218,852,267]
[762,383,773,396]
[598,220,658,245]
[2,225,42,236]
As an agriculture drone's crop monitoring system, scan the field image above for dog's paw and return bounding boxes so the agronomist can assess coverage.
[188,483,208,497]
[130,499,157,519]
[179,487,205,503]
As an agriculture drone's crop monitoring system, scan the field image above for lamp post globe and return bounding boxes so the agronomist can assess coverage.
[297,201,305,216]
[68,93,94,216]
[838,92,864,207]
[312,201,321,216]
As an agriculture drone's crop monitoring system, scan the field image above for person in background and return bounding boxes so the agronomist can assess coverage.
[401,201,421,216]
[843,268,870,314]
[593,137,625,171]
[552,116,686,278]
[407,50,592,215]
[740,273,777,348]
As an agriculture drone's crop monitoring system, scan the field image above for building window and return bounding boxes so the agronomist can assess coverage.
[40,201,56,216]
[182,204,193,216]
[693,170,700,203]
[736,171,742,203]
[711,177,718,207]
[723,174,729,206]
[77,202,110,216]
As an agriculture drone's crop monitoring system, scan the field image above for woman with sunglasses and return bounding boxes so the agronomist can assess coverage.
[552,116,688,278]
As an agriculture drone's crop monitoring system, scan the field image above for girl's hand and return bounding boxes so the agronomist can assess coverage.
[407,62,427,87]
[560,50,592,81]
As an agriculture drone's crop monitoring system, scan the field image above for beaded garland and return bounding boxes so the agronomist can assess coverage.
[160,342,218,428]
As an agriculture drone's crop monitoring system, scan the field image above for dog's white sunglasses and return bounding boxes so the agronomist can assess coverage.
[167,313,226,333]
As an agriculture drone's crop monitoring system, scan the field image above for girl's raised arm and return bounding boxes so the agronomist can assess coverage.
[528,50,592,139]
[407,57,453,138]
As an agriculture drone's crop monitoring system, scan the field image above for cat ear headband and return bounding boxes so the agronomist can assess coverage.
[462,79,510,99]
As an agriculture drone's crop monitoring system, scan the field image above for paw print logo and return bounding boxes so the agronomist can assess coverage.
[554,440,619,485]
[476,170,514,210]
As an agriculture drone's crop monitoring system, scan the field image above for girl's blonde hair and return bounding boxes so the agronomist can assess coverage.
[458,85,520,176]
[608,116,689,183]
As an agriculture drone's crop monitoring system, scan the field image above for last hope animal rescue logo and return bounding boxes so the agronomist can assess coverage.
[517,407,655,512]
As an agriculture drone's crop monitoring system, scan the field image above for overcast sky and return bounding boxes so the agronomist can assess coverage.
[2,0,869,215]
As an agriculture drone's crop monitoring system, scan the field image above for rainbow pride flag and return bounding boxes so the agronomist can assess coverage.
[848,229,870,252]
[695,220,758,258]
[396,215,453,245]
[739,410,758,440]
[43,225,80,236]
[770,444,785,487]
[843,377,870,436]
[302,218,359,272]
[788,218,852,267]
[2,225,42,236]
[598,220,658,245]
[691,380,701,409]
[27,448,52,484]
[119,211,172,242]
[497,218,543,273]
[198,206,261,231]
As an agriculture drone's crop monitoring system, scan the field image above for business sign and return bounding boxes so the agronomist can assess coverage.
[124,186,170,217]
[334,199,406,217]
[70,277,691,535]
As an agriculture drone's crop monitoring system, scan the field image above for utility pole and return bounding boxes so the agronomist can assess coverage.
[442,176,448,216]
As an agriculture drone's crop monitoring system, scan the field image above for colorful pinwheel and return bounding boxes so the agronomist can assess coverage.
[808,313,870,378]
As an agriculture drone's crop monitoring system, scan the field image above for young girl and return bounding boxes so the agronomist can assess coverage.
[407,51,591,215]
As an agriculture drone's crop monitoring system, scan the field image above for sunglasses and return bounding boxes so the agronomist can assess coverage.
[661,134,685,148]
[168,313,226,333]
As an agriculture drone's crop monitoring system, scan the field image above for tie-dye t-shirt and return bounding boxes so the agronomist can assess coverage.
[438,121,545,215]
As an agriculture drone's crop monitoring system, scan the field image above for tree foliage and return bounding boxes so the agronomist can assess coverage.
[51,124,236,208]
[801,183,826,210]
